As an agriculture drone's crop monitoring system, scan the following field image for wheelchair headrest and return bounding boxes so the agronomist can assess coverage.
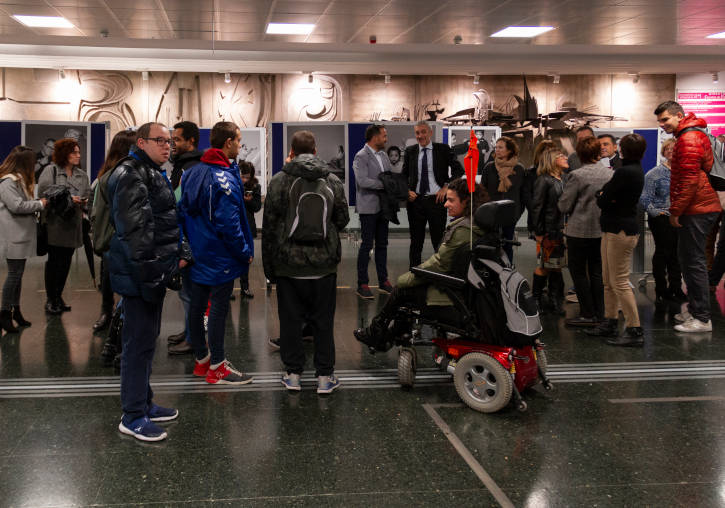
[474,200,517,231]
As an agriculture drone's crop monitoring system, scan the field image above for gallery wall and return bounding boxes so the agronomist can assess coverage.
[0,68,675,139]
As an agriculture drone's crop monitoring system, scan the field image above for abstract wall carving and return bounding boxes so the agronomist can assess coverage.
[77,70,136,132]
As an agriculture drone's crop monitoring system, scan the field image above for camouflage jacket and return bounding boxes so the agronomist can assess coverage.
[262,154,349,280]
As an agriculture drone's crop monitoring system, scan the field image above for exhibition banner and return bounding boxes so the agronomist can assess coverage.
[677,91,725,136]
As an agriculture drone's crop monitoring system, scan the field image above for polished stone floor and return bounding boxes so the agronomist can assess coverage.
[2,234,725,507]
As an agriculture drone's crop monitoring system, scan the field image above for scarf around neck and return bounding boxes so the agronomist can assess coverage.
[494,155,518,193]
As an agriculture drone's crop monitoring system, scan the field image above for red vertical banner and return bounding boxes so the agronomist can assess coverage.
[463,130,479,192]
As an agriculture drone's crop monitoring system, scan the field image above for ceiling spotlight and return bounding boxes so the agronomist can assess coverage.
[58,68,66,80]
[308,73,314,84]
[224,72,231,84]
[141,71,149,81]
[628,72,640,84]
[712,72,719,84]
[472,74,480,85]
[553,73,560,84]
[384,74,391,85]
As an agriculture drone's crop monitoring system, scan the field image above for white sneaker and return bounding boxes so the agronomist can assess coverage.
[674,318,712,333]
[674,310,692,323]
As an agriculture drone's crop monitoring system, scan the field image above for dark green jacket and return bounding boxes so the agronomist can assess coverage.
[262,154,349,280]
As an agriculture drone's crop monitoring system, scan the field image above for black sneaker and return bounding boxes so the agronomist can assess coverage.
[606,327,644,347]
[586,319,618,337]
[242,288,254,299]
[356,285,374,300]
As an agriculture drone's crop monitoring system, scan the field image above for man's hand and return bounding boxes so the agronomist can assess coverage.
[408,190,418,202]
[40,198,48,208]
[71,195,83,204]
[435,186,447,203]
[669,215,682,228]
[179,259,189,269]
[249,256,253,264]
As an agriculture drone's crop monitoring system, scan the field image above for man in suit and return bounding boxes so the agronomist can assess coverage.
[353,124,393,299]
[597,134,623,169]
[402,121,464,268]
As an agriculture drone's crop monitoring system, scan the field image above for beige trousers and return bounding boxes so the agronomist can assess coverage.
[601,231,640,327]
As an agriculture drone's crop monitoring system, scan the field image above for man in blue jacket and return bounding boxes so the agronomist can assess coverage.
[179,121,254,385]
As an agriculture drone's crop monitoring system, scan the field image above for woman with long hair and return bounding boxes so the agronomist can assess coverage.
[91,129,137,331]
[479,136,526,262]
[37,138,91,315]
[0,146,48,332]
[530,147,567,315]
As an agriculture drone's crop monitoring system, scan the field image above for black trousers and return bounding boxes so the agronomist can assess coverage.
[100,257,114,312]
[566,236,604,319]
[407,195,447,269]
[1,259,26,311]
[357,212,389,286]
[276,274,337,377]
[648,215,681,296]
[45,245,75,303]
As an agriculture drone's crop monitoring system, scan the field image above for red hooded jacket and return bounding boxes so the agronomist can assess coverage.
[670,113,719,216]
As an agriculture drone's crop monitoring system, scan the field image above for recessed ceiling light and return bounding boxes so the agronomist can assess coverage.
[266,23,315,35]
[13,15,74,28]
[706,31,725,39]
[490,26,554,38]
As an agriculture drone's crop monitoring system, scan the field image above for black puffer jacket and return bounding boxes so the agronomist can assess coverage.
[530,174,564,239]
[107,148,181,303]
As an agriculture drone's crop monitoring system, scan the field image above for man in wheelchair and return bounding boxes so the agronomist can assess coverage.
[354,178,490,352]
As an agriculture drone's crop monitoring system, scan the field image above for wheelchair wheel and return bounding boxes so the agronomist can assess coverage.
[398,347,416,388]
[454,352,512,413]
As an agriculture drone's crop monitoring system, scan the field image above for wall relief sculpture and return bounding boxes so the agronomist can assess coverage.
[77,71,136,131]
[287,74,342,121]
[217,74,272,127]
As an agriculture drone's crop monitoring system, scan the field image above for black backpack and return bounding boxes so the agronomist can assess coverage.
[284,176,335,242]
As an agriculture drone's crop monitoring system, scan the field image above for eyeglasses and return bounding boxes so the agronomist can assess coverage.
[142,137,172,146]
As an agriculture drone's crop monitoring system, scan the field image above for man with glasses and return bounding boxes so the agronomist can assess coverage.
[107,122,189,441]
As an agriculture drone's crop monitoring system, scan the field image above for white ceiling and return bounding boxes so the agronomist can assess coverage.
[0,0,723,75]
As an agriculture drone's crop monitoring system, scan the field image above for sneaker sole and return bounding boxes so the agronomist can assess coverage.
[674,325,712,333]
[317,383,341,394]
[206,376,254,385]
[282,382,302,391]
[150,410,179,422]
[356,292,374,300]
[118,421,167,442]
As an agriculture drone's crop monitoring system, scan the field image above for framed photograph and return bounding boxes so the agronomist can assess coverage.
[448,126,501,183]
[238,127,267,195]
[380,121,443,173]
[21,121,92,181]
[283,122,348,196]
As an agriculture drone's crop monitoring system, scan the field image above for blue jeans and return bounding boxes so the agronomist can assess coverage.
[357,212,389,286]
[120,295,164,422]
[189,279,234,365]
[179,268,192,344]
[679,212,719,322]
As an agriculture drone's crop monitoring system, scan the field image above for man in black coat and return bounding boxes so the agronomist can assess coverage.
[170,121,203,190]
[401,121,464,268]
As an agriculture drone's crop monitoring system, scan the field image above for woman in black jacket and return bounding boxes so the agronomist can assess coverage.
[237,161,262,299]
[530,148,567,314]
[479,136,525,262]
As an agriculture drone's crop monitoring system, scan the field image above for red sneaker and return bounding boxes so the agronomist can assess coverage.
[193,357,210,377]
[205,360,253,385]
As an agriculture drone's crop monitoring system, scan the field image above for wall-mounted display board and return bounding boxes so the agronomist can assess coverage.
[677,91,725,137]
[22,121,95,181]
[198,127,268,195]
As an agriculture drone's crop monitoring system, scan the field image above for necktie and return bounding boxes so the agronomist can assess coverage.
[420,147,429,196]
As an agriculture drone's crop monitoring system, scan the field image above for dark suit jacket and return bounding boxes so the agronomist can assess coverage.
[401,142,464,193]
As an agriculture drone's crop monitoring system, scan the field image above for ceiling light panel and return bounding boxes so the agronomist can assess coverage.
[491,26,555,38]
[13,15,74,28]
[266,23,315,35]
[706,31,725,38]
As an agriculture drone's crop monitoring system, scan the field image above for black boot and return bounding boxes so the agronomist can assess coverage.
[92,310,111,332]
[586,318,619,337]
[353,317,393,353]
[548,272,566,316]
[11,306,31,327]
[0,310,19,333]
[606,326,644,347]
[57,297,71,312]
[45,300,62,315]
[532,274,548,315]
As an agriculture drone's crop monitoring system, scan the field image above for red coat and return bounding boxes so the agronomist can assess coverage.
[670,113,719,216]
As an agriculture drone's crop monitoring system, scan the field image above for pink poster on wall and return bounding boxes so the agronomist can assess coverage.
[677,91,725,136]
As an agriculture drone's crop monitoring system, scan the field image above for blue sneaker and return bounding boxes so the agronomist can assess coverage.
[148,404,179,422]
[118,416,168,442]
[317,374,340,394]
[281,372,301,391]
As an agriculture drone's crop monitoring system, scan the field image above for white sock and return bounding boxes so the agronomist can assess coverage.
[196,353,210,364]
[210,360,224,370]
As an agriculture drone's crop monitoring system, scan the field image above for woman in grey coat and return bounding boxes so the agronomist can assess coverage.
[0,146,48,332]
[36,138,90,315]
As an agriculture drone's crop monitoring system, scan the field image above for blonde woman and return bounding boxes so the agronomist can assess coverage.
[0,146,48,332]
[530,148,567,314]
